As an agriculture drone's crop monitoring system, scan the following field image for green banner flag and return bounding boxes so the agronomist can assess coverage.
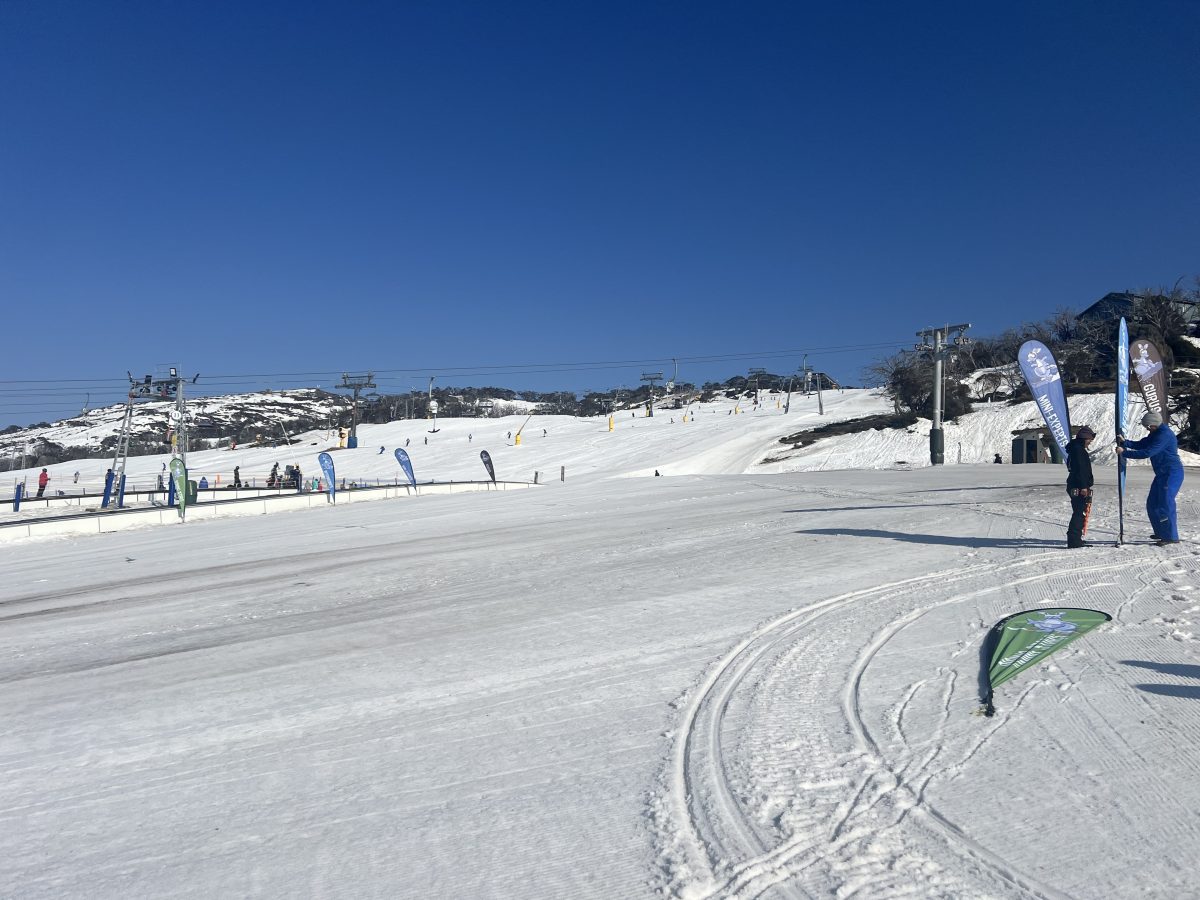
[982,608,1111,715]
[169,457,187,520]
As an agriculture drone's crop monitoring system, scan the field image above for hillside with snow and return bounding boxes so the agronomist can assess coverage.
[3,387,1196,504]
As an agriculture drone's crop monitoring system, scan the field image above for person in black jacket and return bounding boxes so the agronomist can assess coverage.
[1065,426,1096,548]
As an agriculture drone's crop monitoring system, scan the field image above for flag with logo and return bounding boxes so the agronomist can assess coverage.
[480,450,496,483]
[1129,337,1167,416]
[1018,340,1072,458]
[981,608,1111,715]
[394,448,416,487]
[318,452,337,503]
[169,457,187,520]
[1116,318,1129,543]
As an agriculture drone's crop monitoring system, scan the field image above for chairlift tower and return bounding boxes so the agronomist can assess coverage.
[108,367,195,508]
[640,372,663,417]
[748,367,766,404]
[336,372,376,444]
[915,323,972,465]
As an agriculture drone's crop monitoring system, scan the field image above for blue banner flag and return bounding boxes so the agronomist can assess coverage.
[1116,318,1129,543]
[480,450,496,483]
[1018,340,1072,457]
[394,448,416,486]
[318,452,337,502]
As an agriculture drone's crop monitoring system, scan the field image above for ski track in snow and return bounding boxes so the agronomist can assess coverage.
[658,543,1200,900]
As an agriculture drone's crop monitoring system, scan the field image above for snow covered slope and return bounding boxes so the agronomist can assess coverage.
[4,388,1195,507]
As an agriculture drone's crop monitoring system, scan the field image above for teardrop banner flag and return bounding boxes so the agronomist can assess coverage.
[1130,337,1167,416]
[318,452,336,503]
[1116,318,1130,544]
[480,450,496,483]
[1018,340,1072,458]
[980,608,1111,716]
[394,448,416,487]
[169,457,187,521]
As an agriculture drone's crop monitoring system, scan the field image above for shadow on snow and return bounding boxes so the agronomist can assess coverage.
[796,527,1061,549]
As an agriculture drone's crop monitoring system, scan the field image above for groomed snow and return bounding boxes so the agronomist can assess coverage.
[2,391,1198,898]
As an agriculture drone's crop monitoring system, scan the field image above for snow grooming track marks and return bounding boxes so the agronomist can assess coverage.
[655,552,1182,899]
[655,561,1008,899]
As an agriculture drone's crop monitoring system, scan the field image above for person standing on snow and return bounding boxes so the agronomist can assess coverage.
[1065,426,1096,548]
[1117,411,1185,544]
[37,468,50,497]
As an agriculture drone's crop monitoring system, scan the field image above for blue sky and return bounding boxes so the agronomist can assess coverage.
[2,0,1197,425]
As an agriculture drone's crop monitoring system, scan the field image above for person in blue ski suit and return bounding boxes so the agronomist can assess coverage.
[1118,411,1185,544]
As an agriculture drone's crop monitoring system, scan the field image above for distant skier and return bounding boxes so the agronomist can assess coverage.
[379,446,385,454]
[37,469,49,498]
[1117,411,1185,544]
[469,434,473,443]
[233,466,242,488]
[405,438,410,447]
[73,470,80,484]
[1065,425,1096,548]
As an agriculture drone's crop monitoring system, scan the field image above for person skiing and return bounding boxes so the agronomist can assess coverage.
[37,469,50,497]
[1065,426,1095,548]
[1117,411,1185,544]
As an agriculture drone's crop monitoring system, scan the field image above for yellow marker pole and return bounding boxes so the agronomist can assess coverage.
[515,433,522,446]
[608,416,614,432]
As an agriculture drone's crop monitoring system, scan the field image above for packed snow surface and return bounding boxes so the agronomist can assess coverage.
[2,391,1198,898]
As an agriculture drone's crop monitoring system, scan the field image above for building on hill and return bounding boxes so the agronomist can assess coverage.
[1077,291,1199,334]
[1010,427,1063,464]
